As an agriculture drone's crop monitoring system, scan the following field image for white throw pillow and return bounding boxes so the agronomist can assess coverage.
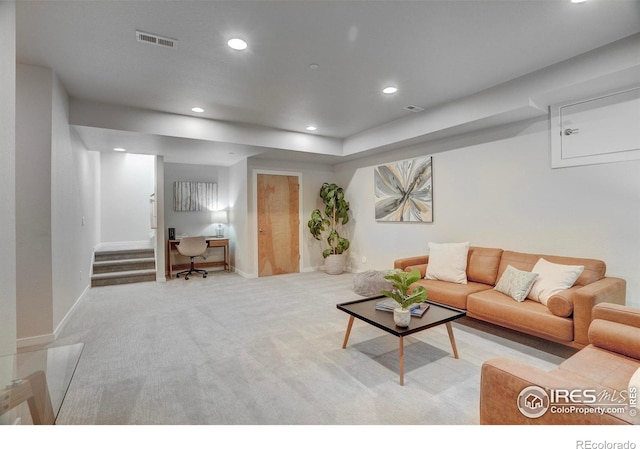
[494,265,539,302]
[527,258,584,305]
[425,241,470,284]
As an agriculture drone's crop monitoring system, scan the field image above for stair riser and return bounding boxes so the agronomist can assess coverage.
[93,261,156,274]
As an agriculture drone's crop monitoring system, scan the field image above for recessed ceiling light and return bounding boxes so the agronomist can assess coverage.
[191,107,204,113]
[306,125,317,131]
[382,86,398,94]
[308,63,319,70]
[113,147,126,152]
[571,0,587,3]
[228,38,248,50]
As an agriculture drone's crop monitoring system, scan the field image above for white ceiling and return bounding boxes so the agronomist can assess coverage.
[15,0,640,166]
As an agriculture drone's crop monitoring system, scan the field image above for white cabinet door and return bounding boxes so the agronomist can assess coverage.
[551,87,640,168]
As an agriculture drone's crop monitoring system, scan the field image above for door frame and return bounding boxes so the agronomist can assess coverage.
[252,169,304,277]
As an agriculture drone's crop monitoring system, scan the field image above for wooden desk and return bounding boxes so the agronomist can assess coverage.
[167,237,230,278]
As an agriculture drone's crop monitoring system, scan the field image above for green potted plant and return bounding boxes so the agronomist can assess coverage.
[308,182,351,274]
[381,269,428,327]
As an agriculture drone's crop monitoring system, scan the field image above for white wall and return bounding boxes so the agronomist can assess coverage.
[163,162,229,272]
[0,0,17,356]
[100,152,155,245]
[335,116,640,307]
[164,162,228,238]
[51,73,100,331]
[229,158,249,275]
[16,64,54,342]
[154,155,166,281]
[14,64,102,347]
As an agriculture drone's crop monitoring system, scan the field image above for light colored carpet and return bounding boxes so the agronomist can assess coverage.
[54,271,573,425]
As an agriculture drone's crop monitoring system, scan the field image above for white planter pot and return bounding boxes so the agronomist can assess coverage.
[324,254,346,275]
[393,308,411,327]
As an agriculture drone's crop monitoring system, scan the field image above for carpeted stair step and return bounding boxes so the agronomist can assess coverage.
[94,248,155,262]
[91,269,157,287]
[93,257,156,274]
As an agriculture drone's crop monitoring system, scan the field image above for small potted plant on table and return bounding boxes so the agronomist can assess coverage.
[381,269,428,327]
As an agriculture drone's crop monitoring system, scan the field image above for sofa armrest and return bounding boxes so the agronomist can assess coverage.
[592,302,640,328]
[480,357,628,425]
[587,303,640,360]
[572,277,626,346]
[394,255,429,271]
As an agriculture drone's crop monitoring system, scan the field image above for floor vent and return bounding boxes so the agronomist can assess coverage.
[136,30,177,48]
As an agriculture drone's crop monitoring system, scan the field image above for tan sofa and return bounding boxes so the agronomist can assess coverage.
[394,247,626,347]
[480,303,640,424]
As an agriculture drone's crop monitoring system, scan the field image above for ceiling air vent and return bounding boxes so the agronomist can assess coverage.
[403,105,425,113]
[136,30,177,48]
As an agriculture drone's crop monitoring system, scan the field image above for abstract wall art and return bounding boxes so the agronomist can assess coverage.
[374,156,433,222]
[174,181,217,212]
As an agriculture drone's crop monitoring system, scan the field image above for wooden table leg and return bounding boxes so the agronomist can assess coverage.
[0,371,55,425]
[25,371,54,425]
[446,322,459,359]
[399,336,405,386]
[342,316,355,349]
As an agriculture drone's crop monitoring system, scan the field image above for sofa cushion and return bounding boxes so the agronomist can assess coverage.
[425,241,470,284]
[467,247,503,285]
[498,251,606,287]
[467,289,573,342]
[559,345,640,397]
[528,258,584,305]
[493,265,538,302]
[546,287,577,317]
[411,279,491,310]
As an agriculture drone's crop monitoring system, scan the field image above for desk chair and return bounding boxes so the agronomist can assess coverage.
[176,236,208,280]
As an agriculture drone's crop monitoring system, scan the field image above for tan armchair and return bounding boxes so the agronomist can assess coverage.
[480,302,640,425]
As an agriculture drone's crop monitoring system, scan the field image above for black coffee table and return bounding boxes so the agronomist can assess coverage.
[337,296,466,385]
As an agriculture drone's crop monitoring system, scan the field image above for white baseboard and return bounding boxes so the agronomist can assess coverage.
[234,267,256,279]
[17,333,54,350]
[54,284,90,340]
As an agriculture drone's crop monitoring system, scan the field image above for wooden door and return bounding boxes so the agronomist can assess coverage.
[257,174,300,277]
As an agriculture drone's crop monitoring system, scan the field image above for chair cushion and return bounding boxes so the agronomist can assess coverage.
[559,345,640,396]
